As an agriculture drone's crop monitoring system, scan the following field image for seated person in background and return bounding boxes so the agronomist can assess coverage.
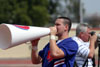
[72,23,97,67]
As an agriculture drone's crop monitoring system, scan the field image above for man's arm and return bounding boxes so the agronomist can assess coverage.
[49,39,65,59]
[49,27,65,59]
[88,34,97,58]
[31,39,42,64]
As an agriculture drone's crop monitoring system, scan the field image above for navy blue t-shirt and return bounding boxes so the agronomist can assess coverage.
[39,37,78,67]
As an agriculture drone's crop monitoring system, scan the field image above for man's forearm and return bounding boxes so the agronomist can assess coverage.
[50,39,64,59]
[88,41,95,58]
[31,49,41,64]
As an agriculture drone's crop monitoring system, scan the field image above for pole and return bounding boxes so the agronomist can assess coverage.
[98,34,100,67]
[80,0,83,23]
[98,44,100,67]
[98,37,100,67]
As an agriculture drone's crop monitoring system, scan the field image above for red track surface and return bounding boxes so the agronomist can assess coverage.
[0,59,99,65]
[0,59,32,64]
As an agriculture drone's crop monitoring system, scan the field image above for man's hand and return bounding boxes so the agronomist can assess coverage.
[31,38,40,47]
[49,26,57,35]
[31,38,42,64]
[90,34,97,43]
[88,34,97,58]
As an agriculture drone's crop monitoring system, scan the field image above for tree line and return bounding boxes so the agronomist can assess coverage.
[0,0,99,27]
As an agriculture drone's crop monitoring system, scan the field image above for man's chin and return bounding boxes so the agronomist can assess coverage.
[56,34,61,36]
[56,32,59,36]
[56,34,59,36]
[84,39,89,42]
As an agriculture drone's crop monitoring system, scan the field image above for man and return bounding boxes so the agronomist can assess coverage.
[31,17,78,67]
[72,23,97,67]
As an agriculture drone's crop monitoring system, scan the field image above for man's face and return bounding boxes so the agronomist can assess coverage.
[81,28,91,42]
[55,19,67,36]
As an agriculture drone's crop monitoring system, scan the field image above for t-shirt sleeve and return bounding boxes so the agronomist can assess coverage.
[72,37,90,59]
[60,41,78,57]
[38,43,49,58]
[77,44,90,59]
[39,49,44,58]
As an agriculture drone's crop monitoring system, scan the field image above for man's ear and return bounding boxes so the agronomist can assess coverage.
[65,24,68,31]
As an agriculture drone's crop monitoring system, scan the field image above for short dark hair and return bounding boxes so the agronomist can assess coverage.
[57,17,72,32]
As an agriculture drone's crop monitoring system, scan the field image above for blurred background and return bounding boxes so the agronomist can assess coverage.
[0,0,100,67]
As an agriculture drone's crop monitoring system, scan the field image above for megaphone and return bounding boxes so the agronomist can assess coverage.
[0,24,50,49]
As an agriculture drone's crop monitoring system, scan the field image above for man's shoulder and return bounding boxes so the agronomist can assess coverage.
[63,37,78,47]
[64,37,78,44]
[64,37,74,42]
[72,36,84,46]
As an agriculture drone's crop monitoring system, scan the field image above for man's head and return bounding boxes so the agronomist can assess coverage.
[76,23,91,42]
[54,17,72,36]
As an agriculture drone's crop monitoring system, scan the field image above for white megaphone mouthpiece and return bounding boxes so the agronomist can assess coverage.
[0,24,50,49]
